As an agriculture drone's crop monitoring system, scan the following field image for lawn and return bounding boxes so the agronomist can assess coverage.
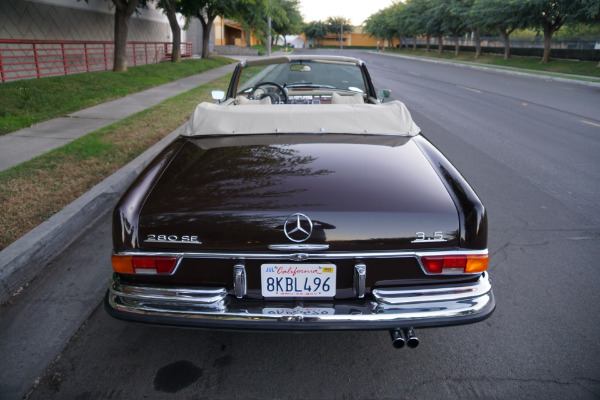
[0,57,232,136]
[0,66,263,250]
[384,48,600,79]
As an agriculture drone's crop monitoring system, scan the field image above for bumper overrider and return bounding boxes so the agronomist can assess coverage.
[105,272,495,330]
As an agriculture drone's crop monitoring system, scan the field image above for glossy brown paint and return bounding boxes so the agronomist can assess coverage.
[112,133,487,297]
[134,135,460,252]
[413,135,488,250]
[112,139,186,253]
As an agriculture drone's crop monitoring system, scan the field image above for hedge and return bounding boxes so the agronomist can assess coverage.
[412,44,600,61]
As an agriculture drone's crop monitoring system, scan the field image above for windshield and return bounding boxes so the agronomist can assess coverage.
[237,61,367,94]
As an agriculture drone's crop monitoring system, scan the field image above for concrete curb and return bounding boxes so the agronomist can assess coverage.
[0,124,184,304]
[372,51,600,88]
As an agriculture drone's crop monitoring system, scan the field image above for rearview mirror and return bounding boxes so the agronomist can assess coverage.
[290,64,312,72]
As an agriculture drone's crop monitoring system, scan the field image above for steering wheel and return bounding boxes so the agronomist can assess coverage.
[249,81,288,104]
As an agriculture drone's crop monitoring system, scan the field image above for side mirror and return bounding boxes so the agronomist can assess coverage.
[211,90,225,103]
[377,89,391,102]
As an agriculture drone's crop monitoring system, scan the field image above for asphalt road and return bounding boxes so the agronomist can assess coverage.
[15,50,600,399]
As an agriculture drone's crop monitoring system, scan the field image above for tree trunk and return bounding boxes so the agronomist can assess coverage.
[413,36,417,51]
[246,29,252,47]
[500,29,510,60]
[426,35,430,52]
[474,28,481,58]
[454,34,459,55]
[196,10,215,59]
[165,1,181,63]
[437,35,443,53]
[541,24,553,63]
[112,0,139,72]
[389,37,395,49]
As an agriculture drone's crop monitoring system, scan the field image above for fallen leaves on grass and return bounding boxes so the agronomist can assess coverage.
[0,75,231,250]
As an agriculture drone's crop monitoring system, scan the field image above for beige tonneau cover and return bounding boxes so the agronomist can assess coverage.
[183,101,421,137]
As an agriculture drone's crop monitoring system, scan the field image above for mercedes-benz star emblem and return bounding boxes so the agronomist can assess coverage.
[284,213,313,242]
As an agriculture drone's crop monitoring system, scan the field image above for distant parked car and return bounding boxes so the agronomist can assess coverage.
[105,55,495,348]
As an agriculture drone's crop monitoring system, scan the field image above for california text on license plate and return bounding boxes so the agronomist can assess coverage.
[261,264,336,297]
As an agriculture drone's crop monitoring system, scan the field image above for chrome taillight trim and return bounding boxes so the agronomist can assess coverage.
[109,276,227,304]
[115,249,487,260]
[114,249,488,276]
[373,273,492,305]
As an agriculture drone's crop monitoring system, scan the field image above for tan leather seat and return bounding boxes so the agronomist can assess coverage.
[331,92,364,104]
[236,96,272,105]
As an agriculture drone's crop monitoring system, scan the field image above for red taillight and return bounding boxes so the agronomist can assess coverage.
[111,255,178,275]
[421,254,488,274]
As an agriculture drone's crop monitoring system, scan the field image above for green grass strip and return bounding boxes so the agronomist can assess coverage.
[384,49,600,81]
[0,66,264,250]
[0,57,232,136]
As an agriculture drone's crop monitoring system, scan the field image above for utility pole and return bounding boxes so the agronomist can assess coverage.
[340,22,343,49]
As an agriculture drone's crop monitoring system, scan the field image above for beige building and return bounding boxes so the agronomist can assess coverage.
[213,17,260,47]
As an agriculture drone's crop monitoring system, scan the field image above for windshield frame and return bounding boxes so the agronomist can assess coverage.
[227,56,377,99]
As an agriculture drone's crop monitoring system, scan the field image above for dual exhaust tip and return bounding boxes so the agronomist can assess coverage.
[390,328,419,349]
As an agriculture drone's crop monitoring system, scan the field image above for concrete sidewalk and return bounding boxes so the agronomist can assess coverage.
[0,62,236,172]
[0,59,245,303]
[0,53,282,398]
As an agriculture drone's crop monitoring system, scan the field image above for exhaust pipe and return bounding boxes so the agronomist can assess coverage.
[389,329,405,349]
[403,328,419,348]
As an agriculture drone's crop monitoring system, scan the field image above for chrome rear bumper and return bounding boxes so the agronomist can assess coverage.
[105,272,495,330]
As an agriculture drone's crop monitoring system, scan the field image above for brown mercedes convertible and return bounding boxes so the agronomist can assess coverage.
[105,55,495,348]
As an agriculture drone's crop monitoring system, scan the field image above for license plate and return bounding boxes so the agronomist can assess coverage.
[261,264,336,297]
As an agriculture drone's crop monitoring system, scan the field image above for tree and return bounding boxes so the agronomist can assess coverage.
[363,11,388,49]
[445,0,472,55]
[471,0,524,60]
[231,0,286,47]
[112,0,150,71]
[389,4,409,49]
[424,0,447,53]
[521,0,593,63]
[303,20,328,47]
[81,0,149,71]
[272,0,303,46]
[326,16,353,48]
[466,0,484,57]
[364,7,396,49]
[156,0,182,62]
[180,0,236,59]
[402,0,431,51]
[583,0,600,66]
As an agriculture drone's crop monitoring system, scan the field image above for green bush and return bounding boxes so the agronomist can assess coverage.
[413,44,600,61]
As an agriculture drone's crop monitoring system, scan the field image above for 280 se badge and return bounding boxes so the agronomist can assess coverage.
[144,234,201,244]
[105,55,495,349]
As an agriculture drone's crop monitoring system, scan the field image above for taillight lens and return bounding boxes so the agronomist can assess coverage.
[421,254,488,274]
[111,255,178,275]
